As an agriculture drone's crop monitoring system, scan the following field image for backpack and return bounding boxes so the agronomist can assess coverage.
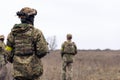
[11,24,35,56]
[63,41,76,54]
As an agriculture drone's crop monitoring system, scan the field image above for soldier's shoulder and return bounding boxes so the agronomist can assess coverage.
[33,27,42,34]
[62,41,67,45]
[13,23,22,28]
[13,24,19,27]
[13,23,30,28]
[72,42,76,45]
[64,41,67,43]
[72,41,75,44]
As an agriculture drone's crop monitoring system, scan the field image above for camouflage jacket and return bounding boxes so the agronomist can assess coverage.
[61,40,77,63]
[6,23,48,78]
[0,40,6,67]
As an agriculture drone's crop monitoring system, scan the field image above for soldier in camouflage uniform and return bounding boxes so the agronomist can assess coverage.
[0,35,8,80]
[5,7,48,80]
[61,34,77,80]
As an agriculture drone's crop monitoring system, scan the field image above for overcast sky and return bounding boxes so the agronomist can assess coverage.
[0,0,120,50]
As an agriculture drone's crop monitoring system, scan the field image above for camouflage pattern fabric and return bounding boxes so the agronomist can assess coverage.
[62,54,74,63]
[0,40,8,80]
[61,40,77,80]
[61,40,77,63]
[20,7,37,16]
[6,23,48,80]
[11,24,34,56]
[62,41,76,54]
[0,40,6,68]
[62,54,74,80]
[62,57,73,80]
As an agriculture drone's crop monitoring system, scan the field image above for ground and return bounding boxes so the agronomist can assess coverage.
[2,50,120,80]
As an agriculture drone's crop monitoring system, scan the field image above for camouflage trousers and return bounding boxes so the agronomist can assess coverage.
[62,61,73,80]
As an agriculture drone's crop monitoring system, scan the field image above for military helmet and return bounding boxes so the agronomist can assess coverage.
[66,34,72,40]
[0,35,4,40]
[17,7,37,16]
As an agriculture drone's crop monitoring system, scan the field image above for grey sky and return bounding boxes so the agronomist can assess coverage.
[0,0,120,50]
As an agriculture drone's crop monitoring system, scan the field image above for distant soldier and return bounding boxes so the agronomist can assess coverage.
[61,34,77,80]
[5,7,48,80]
[0,35,7,80]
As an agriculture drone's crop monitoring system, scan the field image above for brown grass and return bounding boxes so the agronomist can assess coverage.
[2,50,120,80]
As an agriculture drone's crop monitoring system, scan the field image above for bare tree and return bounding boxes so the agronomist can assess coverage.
[47,35,57,51]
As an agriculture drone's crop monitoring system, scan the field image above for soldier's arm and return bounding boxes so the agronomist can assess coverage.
[73,42,77,55]
[6,33,14,52]
[5,33,14,63]
[0,40,8,64]
[34,28,49,58]
[61,43,65,57]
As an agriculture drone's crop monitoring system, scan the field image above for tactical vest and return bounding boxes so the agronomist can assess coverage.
[12,24,35,56]
[63,41,76,54]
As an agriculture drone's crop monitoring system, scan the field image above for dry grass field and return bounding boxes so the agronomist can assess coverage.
[2,50,120,80]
